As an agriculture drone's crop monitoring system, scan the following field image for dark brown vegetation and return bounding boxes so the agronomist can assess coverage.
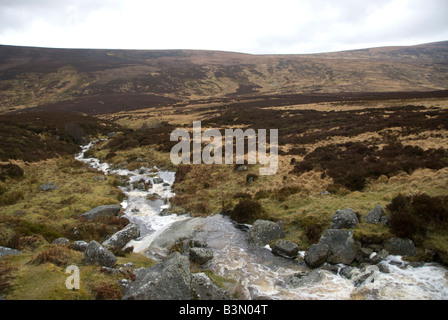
[103,122,176,153]
[228,199,264,224]
[293,141,448,191]
[1,42,447,115]
[0,112,122,162]
[388,193,448,242]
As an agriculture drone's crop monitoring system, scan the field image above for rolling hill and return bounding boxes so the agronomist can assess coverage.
[0,41,447,115]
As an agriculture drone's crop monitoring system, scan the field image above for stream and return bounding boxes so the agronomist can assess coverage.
[75,140,448,300]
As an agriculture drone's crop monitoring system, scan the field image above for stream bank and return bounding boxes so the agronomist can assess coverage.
[76,141,448,300]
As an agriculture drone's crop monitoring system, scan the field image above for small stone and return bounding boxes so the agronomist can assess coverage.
[272,240,299,258]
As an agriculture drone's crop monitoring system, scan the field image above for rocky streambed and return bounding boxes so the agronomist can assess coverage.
[75,141,448,300]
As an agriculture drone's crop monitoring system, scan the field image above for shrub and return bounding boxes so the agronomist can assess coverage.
[302,218,324,244]
[387,193,448,240]
[0,164,24,181]
[15,220,63,243]
[229,199,263,224]
[272,186,300,202]
[254,190,270,200]
[30,246,72,267]
[92,283,123,300]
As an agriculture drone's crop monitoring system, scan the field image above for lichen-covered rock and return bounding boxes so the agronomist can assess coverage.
[84,240,117,267]
[364,205,386,224]
[384,237,417,256]
[304,243,329,268]
[189,247,213,265]
[122,252,191,300]
[318,229,358,265]
[191,273,233,300]
[329,208,359,229]
[272,240,299,258]
[102,223,140,249]
[80,204,121,221]
[246,220,285,246]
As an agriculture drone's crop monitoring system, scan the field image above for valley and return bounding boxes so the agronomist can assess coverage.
[0,42,448,300]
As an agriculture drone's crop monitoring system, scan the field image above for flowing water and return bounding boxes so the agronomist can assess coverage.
[75,141,448,300]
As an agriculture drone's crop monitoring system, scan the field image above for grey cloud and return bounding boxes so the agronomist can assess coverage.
[0,0,123,32]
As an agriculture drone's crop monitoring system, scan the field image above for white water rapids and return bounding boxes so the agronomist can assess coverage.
[75,141,448,300]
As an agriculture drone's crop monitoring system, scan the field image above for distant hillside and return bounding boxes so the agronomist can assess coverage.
[0,41,447,114]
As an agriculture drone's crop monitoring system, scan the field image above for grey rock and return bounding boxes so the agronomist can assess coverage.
[0,246,21,258]
[339,266,354,279]
[329,208,359,229]
[80,204,121,221]
[152,177,164,184]
[144,218,204,260]
[84,240,117,267]
[304,243,329,268]
[369,249,389,264]
[286,270,322,288]
[14,210,26,216]
[189,247,213,265]
[73,240,89,252]
[318,229,358,265]
[190,231,208,248]
[102,223,140,250]
[272,240,299,258]
[354,271,375,287]
[159,205,189,216]
[364,205,386,224]
[246,220,285,247]
[122,252,191,300]
[379,215,389,226]
[191,272,233,300]
[52,238,70,246]
[356,247,374,263]
[234,165,248,172]
[39,182,58,191]
[384,238,418,256]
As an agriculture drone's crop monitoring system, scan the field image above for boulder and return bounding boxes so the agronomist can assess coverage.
[191,273,233,300]
[246,220,285,246]
[52,238,70,246]
[272,240,299,258]
[144,218,204,260]
[329,208,359,229]
[122,252,191,300]
[318,229,358,265]
[80,204,121,221]
[304,243,329,268]
[0,246,21,258]
[39,183,58,191]
[102,223,140,250]
[84,240,117,267]
[384,238,417,256]
[73,240,89,252]
[189,247,214,265]
[364,205,386,224]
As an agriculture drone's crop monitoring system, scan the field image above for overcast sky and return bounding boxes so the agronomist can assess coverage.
[0,0,447,54]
